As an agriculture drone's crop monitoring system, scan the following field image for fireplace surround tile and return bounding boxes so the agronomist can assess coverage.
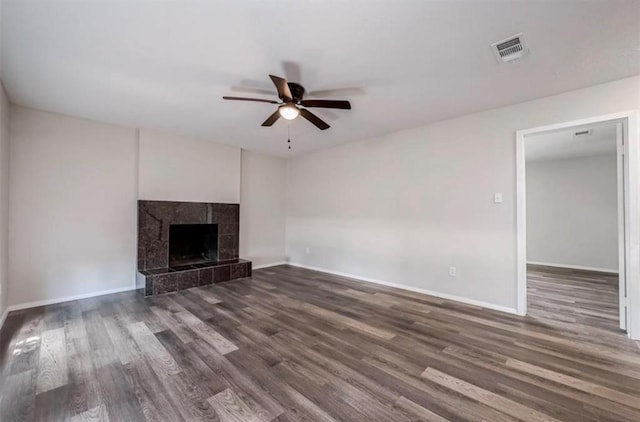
[218,234,238,260]
[213,265,231,283]
[219,223,239,235]
[231,262,251,279]
[199,268,214,286]
[177,270,200,291]
[153,273,178,295]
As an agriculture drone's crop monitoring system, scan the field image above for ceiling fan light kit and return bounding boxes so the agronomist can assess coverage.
[279,104,300,120]
[223,73,352,130]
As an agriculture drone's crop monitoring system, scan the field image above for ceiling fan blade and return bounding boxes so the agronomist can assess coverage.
[269,74,293,100]
[261,110,281,127]
[308,87,365,97]
[230,86,277,96]
[300,108,330,130]
[300,99,351,110]
[223,96,279,104]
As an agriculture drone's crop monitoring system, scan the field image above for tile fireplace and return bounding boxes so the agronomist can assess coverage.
[136,200,252,296]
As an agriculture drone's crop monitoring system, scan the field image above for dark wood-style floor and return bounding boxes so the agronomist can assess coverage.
[1,265,639,421]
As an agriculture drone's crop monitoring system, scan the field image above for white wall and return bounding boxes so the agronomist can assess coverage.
[8,107,138,306]
[5,108,284,308]
[240,150,286,268]
[0,84,9,316]
[526,154,618,272]
[286,76,640,311]
[138,129,241,203]
[0,0,8,318]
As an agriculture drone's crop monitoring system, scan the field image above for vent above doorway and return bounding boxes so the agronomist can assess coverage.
[491,33,529,63]
[574,129,592,137]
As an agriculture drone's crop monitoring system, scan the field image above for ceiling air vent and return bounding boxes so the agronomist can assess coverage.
[574,129,592,137]
[491,33,529,63]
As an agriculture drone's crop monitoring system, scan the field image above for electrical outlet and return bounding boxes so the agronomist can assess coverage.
[306,247,310,254]
[448,266,456,277]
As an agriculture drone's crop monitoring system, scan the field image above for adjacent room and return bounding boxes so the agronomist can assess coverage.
[0,1,639,421]
[525,122,623,332]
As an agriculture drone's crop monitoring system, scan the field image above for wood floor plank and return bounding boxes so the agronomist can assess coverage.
[175,310,238,354]
[34,384,71,422]
[421,367,560,421]
[300,302,397,340]
[7,310,43,375]
[505,358,640,410]
[208,387,273,422]
[35,327,68,394]
[0,370,36,422]
[82,310,113,351]
[277,384,338,422]
[149,305,195,343]
[155,329,228,397]
[192,339,287,419]
[192,287,223,305]
[361,354,519,422]
[91,347,147,421]
[102,314,144,365]
[127,321,181,379]
[65,308,102,415]
[393,395,451,422]
[70,403,110,422]
[121,360,171,422]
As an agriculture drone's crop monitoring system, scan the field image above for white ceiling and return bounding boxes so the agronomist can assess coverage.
[525,123,617,162]
[2,0,639,157]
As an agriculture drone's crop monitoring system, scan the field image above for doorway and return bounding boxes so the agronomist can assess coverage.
[516,112,639,339]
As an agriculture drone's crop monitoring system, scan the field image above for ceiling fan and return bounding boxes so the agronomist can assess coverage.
[223,75,351,130]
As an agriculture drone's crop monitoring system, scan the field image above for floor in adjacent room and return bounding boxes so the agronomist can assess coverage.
[1,265,639,421]
[527,264,621,333]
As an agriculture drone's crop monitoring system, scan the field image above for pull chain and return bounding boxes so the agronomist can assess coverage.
[287,123,292,150]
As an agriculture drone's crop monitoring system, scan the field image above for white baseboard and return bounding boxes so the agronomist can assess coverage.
[288,262,517,315]
[252,261,288,270]
[527,261,618,274]
[5,286,137,313]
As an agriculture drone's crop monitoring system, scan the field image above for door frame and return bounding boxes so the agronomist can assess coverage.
[515,111,640,339]
[616,121,628,330]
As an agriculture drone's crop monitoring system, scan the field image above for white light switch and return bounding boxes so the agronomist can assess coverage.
[494,193,503,204]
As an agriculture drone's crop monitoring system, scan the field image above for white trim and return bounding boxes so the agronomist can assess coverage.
[288,262,518,315]
[253,261,288,270]
[516,122,528,316]
[526,261,618,274]
[5,286,136,313]
[616,121,628,331]
[516,110,640,339]
[134,128,141,291]
[516,111,639,137]
[626,111,640,340]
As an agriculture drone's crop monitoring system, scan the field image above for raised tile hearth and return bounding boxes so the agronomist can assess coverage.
[137,200,251,296]
[136,258,252,296]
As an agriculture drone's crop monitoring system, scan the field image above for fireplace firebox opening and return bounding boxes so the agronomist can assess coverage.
[169,224,218,267]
